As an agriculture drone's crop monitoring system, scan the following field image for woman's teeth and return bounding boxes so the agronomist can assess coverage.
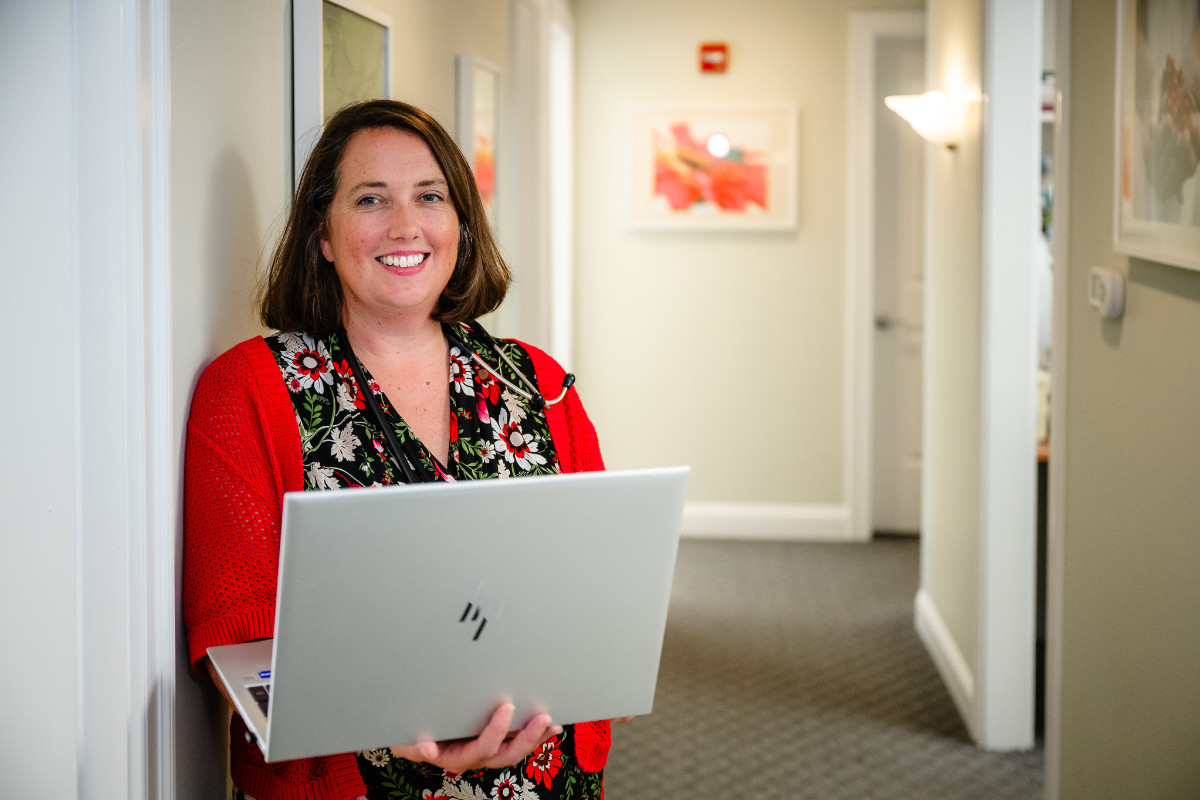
[380,254,425,268]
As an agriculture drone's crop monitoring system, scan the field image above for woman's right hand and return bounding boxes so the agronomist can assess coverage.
[389,703,560,774]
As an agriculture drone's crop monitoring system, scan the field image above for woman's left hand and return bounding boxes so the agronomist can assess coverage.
[390,703,560,773]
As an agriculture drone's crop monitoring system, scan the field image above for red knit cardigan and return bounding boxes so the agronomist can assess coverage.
[183,335,609,800]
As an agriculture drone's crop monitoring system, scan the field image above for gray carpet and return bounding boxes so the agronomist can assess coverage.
[604,538,1044,799]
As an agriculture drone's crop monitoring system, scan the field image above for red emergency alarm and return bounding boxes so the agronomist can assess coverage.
[699,42,728,73]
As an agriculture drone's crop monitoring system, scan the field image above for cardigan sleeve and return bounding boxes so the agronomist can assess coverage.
[183,337,366,800]
[182,337,305,667]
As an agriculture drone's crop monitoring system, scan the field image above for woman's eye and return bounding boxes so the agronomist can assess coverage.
[356,195,380,206]
[420,192,445,203]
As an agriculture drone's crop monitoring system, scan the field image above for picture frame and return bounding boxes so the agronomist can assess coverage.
[293,0,393,188]
[456,56,500,219]
[1114,0,1200,271]
[628,103,798,230]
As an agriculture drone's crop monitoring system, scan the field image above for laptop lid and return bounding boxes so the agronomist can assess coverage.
[210,465,688,763]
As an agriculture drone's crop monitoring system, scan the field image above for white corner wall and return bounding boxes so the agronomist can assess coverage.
[0,3,80,795]
[917,0,1040,751]
[916,0,985,736]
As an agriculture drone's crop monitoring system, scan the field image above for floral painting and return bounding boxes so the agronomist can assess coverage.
[1116,0,1200,270]
[630,104,797,230]
[653,122,768,213]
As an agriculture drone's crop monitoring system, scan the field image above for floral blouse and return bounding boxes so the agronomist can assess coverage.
[261,324,602,800]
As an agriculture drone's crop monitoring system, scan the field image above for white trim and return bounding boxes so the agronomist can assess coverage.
[681,503,853,542]
[143,0,175,795]
[846,11,926,543]
[1044,0,1071,793]
[72,0,172,795]
[487,0,573,375]
[548,12,575,367]
[976,0,1040,751]
[915,589,978,739]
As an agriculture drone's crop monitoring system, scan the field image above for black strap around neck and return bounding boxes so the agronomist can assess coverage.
[337,330,427,485]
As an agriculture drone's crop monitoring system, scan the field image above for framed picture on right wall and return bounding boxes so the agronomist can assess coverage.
[1115,0,1200,271]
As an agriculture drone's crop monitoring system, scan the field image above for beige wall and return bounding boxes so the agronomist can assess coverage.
[170,3,293,795]
[1057,1,1200,795]
[574,0,922,505]
[919,0,985,710]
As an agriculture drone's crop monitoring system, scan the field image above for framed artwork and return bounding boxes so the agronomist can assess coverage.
[629,103,798,230]
[293,0,392,187]
[456,56,500,218]
[1115,0,1200,270]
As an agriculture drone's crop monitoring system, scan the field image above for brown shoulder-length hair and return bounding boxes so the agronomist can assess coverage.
[258,99,510,336]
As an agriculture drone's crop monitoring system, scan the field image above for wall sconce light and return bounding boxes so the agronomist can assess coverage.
[884,90,970,150]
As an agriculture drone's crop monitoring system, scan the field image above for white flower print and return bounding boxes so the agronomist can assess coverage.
[360,747,390,767]
[479,439,497,463]
[448,347,475,396]
[276,331,306,352]
[336,382,359,413]
[438,780,489,800]
[329,423,361,462]
[502,389,528,424]
[491,409,547,471]
[282,334,335,394]
[306,462,340,490]
[491,770,521,800]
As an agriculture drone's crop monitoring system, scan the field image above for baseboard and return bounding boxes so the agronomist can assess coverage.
[914,588,978,741]
[681,502,858,542]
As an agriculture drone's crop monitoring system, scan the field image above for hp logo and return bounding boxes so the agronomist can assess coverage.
[459,601,488,641]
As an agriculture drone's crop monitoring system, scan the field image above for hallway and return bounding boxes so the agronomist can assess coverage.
[606,539,1043,798]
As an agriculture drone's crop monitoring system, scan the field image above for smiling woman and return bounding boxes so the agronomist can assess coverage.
[319,128,460,331]
[182,100,610,800]
[262,101,508,338]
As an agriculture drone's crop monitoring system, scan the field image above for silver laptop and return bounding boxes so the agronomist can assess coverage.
[207,465,689,763]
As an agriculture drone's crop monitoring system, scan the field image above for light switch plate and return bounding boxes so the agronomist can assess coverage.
[1088,267,1125,319]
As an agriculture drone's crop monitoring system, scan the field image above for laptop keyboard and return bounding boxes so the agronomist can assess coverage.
[248,684,270,717]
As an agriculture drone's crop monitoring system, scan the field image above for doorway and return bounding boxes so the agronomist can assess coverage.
[871,30,926,536]
[847,11,925,541]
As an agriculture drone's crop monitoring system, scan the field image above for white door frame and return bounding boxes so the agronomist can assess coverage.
[74,0,175,796]
[846,11,926,543]
[547,0,575,367]
[499,0,575,365]
[1044,0,1071,791]
[975,0,1041,750]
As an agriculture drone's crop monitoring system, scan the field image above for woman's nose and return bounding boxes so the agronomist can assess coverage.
[388,202,419,237]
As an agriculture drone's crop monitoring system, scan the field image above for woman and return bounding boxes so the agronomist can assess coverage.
[182,100,608,800]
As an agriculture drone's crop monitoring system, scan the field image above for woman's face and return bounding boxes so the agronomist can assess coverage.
[320,127,459,329]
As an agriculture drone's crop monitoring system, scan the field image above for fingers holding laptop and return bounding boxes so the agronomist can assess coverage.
[388,702,562,773]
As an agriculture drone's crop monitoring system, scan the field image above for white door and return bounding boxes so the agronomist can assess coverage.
[871,32,925,535]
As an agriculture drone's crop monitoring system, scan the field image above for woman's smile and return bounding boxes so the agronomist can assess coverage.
[378,252,429,269]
